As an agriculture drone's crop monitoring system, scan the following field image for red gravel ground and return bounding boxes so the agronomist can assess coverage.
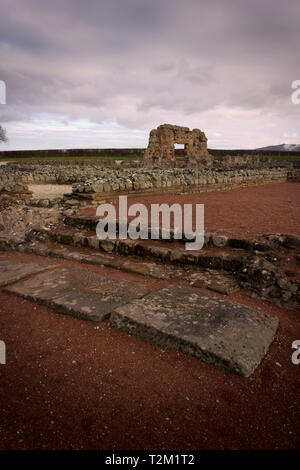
[83,182,300,237]
[0,249,299,450]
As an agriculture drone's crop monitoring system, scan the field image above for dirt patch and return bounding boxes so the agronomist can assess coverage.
[28,184,72,199]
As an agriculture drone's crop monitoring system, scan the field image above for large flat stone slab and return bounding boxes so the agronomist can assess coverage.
[0,260,59,287]
[111,285,279,377]
[4,267,149,322]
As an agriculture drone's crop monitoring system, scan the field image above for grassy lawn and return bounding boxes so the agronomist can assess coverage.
[269,155,300,161]
[212,154,300,161]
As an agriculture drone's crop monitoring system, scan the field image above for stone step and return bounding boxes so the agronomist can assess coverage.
[64,214,100,230]
[11,241,240,294]
[49,228,246,272]
[12,234,298,307]
[64,214,201,244]
[21,241,183,280]
[64,214,276,252]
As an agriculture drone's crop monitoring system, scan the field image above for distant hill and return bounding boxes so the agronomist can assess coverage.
[256,144,300,152]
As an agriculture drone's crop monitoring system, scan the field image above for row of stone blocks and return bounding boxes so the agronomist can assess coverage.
[72,169,288,194]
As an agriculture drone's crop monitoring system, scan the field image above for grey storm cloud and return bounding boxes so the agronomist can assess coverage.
[0,0,299,149]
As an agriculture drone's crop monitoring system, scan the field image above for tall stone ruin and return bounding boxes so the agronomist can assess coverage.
[143,123,212,168]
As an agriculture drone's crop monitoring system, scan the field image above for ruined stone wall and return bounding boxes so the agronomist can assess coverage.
[0,164,289,192]
[0,164,113,186]
[144,124,211,167]
[71,167,288,195]
[212,154,272,170]
[0,162,293,206]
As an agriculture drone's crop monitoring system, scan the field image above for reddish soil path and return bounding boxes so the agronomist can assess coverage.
[0,251,299,450]
[83,182,300,237]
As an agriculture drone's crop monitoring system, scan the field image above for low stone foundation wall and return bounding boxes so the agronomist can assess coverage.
[211,154,271,170]
[0,164,109,186]
[0,165,288,190]
[0,165,291,205]
[71,168,288,195]
[288,168,300,182]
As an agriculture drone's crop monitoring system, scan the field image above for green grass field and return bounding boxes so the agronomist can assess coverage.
[268,155,300,161]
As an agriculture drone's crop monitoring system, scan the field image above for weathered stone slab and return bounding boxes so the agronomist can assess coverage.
[4,267,149,322]
[186,269,240,295]
[122,260,184,280]
[111,285,279,377]
[0,260,58,287]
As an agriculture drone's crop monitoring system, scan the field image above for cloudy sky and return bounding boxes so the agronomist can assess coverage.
[0,0,299,150]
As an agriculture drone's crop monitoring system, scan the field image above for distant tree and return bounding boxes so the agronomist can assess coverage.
[0,125,7,143]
